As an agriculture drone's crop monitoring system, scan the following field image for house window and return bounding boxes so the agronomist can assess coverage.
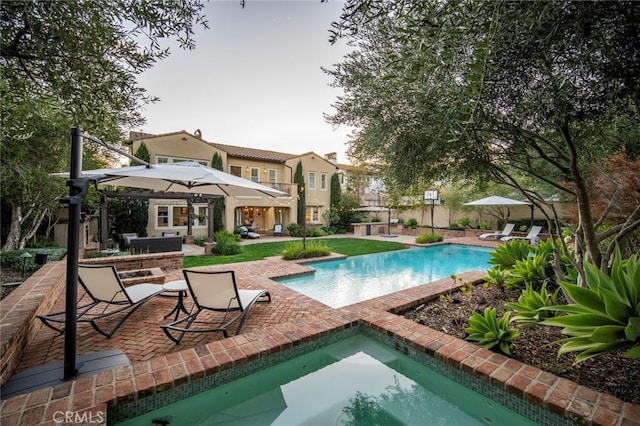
[229,165,242,177]
[172,206,188,226]
[250,167,260,183]
[308,172,316,190]
[268,169,277,185]
[194,206,207,227]
[306,206,320,222]
[321,173,328,190]
[155,156,208,166]
[157,206,169,227]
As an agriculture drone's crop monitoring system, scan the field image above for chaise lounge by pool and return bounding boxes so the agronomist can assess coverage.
[277,244,492,308]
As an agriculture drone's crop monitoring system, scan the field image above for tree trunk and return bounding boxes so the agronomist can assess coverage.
[2,205,22,251]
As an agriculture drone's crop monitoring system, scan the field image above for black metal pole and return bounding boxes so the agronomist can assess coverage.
[207,199,215,243]
[63,127,83,380]
[431,200,435,233]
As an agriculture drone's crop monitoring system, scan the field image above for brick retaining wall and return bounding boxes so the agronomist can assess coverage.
[79,252,183,272]
[0,262,66,385]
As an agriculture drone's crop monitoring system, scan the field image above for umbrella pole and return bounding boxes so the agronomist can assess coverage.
[62,127,84,381]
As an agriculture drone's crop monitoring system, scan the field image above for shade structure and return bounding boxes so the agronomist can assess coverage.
[464,195,534,226]
[66,161,287,198]
[463,195,531,206]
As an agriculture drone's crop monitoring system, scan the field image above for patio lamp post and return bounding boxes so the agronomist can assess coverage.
[20,252,32,277]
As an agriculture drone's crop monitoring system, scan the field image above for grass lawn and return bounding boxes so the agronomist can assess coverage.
[183,238,406,268]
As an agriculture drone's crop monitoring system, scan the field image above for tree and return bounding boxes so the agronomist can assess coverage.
[327,0,640,271]
[130,141,150,165]
[1,1,208,250]
[211,152,225,232]
[330,173,342,207]
[294,161,306,225]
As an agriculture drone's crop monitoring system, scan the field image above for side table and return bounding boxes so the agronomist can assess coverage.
[162,280,190,321]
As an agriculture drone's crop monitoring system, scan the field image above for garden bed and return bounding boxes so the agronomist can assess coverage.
[401,283,640,404]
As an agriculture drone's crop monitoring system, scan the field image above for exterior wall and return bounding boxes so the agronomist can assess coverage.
[129,132,301,236]
[285,152,336,226]
[131,134,223,166]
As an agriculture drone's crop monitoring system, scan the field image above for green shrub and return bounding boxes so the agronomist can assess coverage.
[503,253,549,289]
[542,246,640,364]
[212,231,242,255]
[415,232,444,244]
[505,283,559,324]
[305,227,327,237]
[404,218,418,229]
[457,217,470,228]
[485,267,509,286]
[0,248,67,273]
[465,308,520,355]
[281,240,331,260]
[193,236,208,246]
[287,222,303,237]
[488,240,532,270]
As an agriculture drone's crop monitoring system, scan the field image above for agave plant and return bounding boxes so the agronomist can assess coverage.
[465,308,520,355]
[542,246,640,364]
[485,267,509,286]
[506,282,559,324]
[488,240,532,270]
[504,253,549,289]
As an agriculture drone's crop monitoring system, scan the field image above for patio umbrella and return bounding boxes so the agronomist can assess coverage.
[464,195,533,226]
[57,130,289,382]
[66,161,287,198]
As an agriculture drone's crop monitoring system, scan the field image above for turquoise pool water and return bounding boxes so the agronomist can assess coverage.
[277,244,492,307]
[115,334,536,426]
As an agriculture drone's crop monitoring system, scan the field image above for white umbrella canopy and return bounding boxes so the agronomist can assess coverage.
[463,195,531,206]
[464,195,534,226]
[67,161,287,197]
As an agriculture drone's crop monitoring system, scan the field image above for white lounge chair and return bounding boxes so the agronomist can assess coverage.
[479,223,515,240]
[501,225,543,245]
[161,270,271,344]
[38,265,165,338]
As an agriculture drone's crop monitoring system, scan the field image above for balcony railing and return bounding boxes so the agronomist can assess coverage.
[258,182,295,196]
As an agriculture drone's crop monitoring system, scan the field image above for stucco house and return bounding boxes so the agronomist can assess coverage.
[127,130,340,237]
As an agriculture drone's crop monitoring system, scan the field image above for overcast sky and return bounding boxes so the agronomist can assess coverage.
[135,0,354,163]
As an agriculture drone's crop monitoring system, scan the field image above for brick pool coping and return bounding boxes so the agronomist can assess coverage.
[1,242,639,425]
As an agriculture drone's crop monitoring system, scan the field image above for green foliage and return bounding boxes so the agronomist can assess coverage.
[212,231,242,256]
[504,253,550,289]
[484,268,508,286]
[465,308,520,355]
[108,198,149,237]
[294,161,305,225]
[330,173,341,207]
[404,218,418,229]
[131,142,150,165]
[0,248,66,273]
[211,153,224,232]
[415,232,444,244]
[542,247,640,364]
[327,0,640,269]
[457,217,470,228]
[488,240,532,270]
[506,283,559,325]
[281,240,331,260]
[287,223,303,237]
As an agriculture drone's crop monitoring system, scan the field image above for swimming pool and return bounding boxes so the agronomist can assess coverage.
[114,334,538,426]
[277,244,492,308]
